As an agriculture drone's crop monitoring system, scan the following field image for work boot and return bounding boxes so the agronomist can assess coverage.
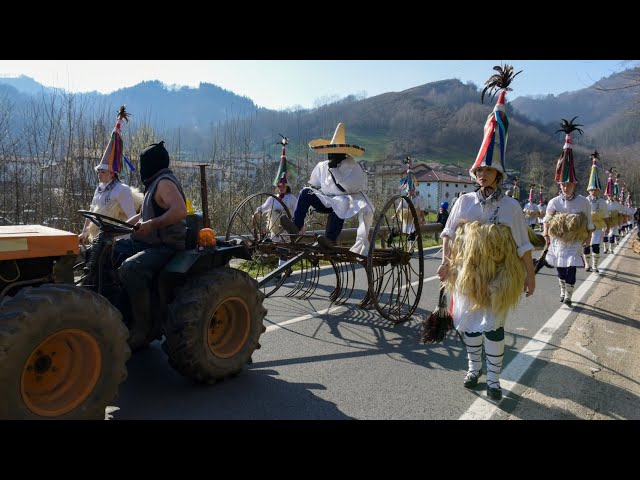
[279,215,300,235]
[317,235,336,249]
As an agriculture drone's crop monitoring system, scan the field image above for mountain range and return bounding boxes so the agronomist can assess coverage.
[1,68,638,190]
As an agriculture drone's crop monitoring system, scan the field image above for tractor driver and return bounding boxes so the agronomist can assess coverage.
[113,141,188,351]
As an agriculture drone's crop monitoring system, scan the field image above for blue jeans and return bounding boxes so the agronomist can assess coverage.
[293,188,344,241]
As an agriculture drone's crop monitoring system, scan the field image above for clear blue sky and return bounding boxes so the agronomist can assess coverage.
[0,60,635,111]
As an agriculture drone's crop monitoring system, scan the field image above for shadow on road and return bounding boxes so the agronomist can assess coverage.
[111,344,353,420]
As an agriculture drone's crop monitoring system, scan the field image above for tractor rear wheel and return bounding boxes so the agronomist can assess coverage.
[0,284,130,419]
[163,268,267,384]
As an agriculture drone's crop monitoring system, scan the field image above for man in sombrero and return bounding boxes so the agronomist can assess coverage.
[280,123,374,255]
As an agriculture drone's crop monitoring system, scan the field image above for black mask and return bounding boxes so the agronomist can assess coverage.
[140,141,170,184]
[327,153,347,169]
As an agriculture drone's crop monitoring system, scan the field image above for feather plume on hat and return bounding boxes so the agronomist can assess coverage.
[554,116,583,184]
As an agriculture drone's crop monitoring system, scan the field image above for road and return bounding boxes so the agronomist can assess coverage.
[109,245,612,420]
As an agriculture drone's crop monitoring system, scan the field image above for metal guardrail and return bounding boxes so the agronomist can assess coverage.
[220,222,444,247]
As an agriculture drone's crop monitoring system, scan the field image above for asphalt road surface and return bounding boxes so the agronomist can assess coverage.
[109,246,599,420]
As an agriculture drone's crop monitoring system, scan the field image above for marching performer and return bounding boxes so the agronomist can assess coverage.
[583,151,608,273]
[523,184,539,229]
[437,65,535,402]
[393,156,425,242]
[78,106,142,243]
[542,117,594,307]
[537,185,546,230]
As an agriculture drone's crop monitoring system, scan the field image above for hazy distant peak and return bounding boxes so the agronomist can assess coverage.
[0,74,54,95]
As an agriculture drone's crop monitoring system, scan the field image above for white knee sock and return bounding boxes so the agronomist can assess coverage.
[484,336,505,389]
[565,283,574,302]
[559,279,566,299]
[463,333,484,375]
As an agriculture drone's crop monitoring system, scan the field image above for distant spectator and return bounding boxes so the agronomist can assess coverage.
[437,201,449,226]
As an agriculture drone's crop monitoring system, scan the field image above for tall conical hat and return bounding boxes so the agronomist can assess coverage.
[470,65,522,183]
[528,183,535,203]
[604,168,615,197]
[399,156,419,192]
[587,150,602,191]
[273,134,290,186]
[538,185,545,205]
[95,105,134,173]
[554,116,583,184]
[613,174,620,199]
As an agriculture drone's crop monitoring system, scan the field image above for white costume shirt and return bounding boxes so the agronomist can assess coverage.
[543,194,594,268]
[587,194,608,245]
[255,192,298,242]
[441,190,534,332]
[606,200,621,235]
[91,180,136,220]
[308,157,375,255]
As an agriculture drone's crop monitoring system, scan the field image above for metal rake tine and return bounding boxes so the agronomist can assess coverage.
[333,261,356,306]
[298,260,320,299]
[286,258,308,297]
[329,260,342,302]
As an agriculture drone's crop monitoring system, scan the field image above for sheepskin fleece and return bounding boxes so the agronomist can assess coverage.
[547,212,589,243]
[444,221,525,318]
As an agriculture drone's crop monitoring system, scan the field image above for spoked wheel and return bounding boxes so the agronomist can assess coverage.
[225,193,293,297]
[366,195,424,323]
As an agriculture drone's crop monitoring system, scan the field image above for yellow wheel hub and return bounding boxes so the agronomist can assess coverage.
[21,329,102,418]
[207,297,250,358]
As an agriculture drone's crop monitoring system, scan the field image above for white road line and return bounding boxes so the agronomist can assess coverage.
[459,232,632,419]
[264,305,347,333]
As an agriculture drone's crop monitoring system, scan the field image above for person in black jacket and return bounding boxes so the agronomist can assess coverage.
[437,201,449,226]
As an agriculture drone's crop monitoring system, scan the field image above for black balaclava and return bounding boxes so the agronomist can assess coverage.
[327,153,347,169]
[140,141,170,185]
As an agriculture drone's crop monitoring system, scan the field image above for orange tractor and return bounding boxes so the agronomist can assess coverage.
[0,205,267,419]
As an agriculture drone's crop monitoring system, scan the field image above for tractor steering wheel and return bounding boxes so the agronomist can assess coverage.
[79,210,135,236]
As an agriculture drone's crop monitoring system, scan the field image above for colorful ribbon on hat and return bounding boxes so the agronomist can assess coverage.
[472,91,508,174]
[400,156,419,191]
